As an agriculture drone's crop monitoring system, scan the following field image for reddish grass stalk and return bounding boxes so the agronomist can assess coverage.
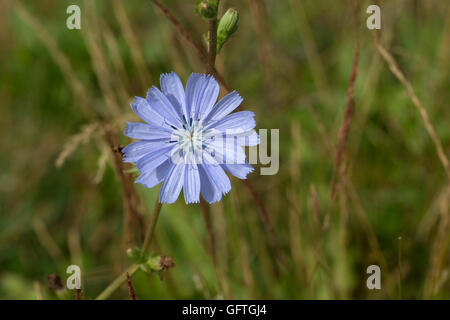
[199,200,216,265]
[249,0,272,90]
[102,122,146,245]
[75,288,82,300]
[151,0,231,92]
[152,0,206,59]
[330,39,360,201]
[126,272,137,300]
[242,179,287,268]
[199,200,230,296]
[206,18,217,75]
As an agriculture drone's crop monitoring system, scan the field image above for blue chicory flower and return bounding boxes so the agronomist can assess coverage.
[123,72,259,204]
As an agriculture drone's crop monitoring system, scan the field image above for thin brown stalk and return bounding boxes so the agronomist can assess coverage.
[375,39,450,183]
[102,122,146,246]
[101,21,131,106]
[306,103,390,278]
[229,191,257,298]
[398,236,403,299]
[330,39,360,201]
[287,123,306,284]
[83,0,122,118]
[152,0,206,59]
[126,272,136,300]
[75,289,82,300]
[288,0,331,106]
[141,200,163,255]
[309,185,321,229]
[424,185,450,297]
[206,18,217,75]
[113,0,151,88]
[56,123,99,168]
[199,201,230,297]
[199,200,216,265]
[306,104,334,153]
[301,47,388,281]
[431,4,450,96]
[287,189,304,284]
[249,0,272,90]
[32,219,64,262]
[344,176,388,271]
[14,2,95,120]
[151,0,231,92]
[242,179,287,268]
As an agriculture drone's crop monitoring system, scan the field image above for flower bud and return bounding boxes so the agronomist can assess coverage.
[195,0,219,19]
[143,253,175,273]
[145,253,163,271]
[126,247,144,263]
[217,8,239,52]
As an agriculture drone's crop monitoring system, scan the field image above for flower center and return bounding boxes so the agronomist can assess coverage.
[171,120,207,159]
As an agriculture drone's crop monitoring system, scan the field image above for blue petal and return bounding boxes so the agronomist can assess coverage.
[198,165,221,204]
[135,145,173,174]
[204,91,243,122]
[185,74,219,121]
[183,164,200,204]
[146,87,183,127]
[185,74,203,120]
[160,72,185,120]
[159,163,185,204]
[222,163,254,179]
[124,122,172,140]
[205,111,256,134]
[233,130,259,146]
[130,96,167,128]
[122,140,172,163]
[205,164,231,195]
[135,160,171,188]
[198,159,231,204]
[197,76,220,119]
[205,136,247,164]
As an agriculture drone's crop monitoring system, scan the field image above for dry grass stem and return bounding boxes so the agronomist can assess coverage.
[375,39,450,182]
[103,122,145,246]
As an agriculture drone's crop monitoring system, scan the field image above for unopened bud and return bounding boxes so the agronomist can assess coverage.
[126,247,144,263]
[195,0,219,19]
[217,8,239,52]
[143,253,175,272]
[146,253,162,271]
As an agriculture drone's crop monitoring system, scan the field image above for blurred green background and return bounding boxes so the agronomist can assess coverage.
[1,0,449,299]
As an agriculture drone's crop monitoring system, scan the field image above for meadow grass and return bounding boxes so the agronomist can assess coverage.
[1,0,449,299]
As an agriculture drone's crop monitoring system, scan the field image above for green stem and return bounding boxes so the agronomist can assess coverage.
[95,200,163,300]
[141,201,163,255]
[96,264,139,300]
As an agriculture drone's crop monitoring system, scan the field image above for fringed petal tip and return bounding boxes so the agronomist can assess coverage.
[184,198,200,205]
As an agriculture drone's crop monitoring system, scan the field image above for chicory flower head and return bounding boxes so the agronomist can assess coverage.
[123,72,258,204]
